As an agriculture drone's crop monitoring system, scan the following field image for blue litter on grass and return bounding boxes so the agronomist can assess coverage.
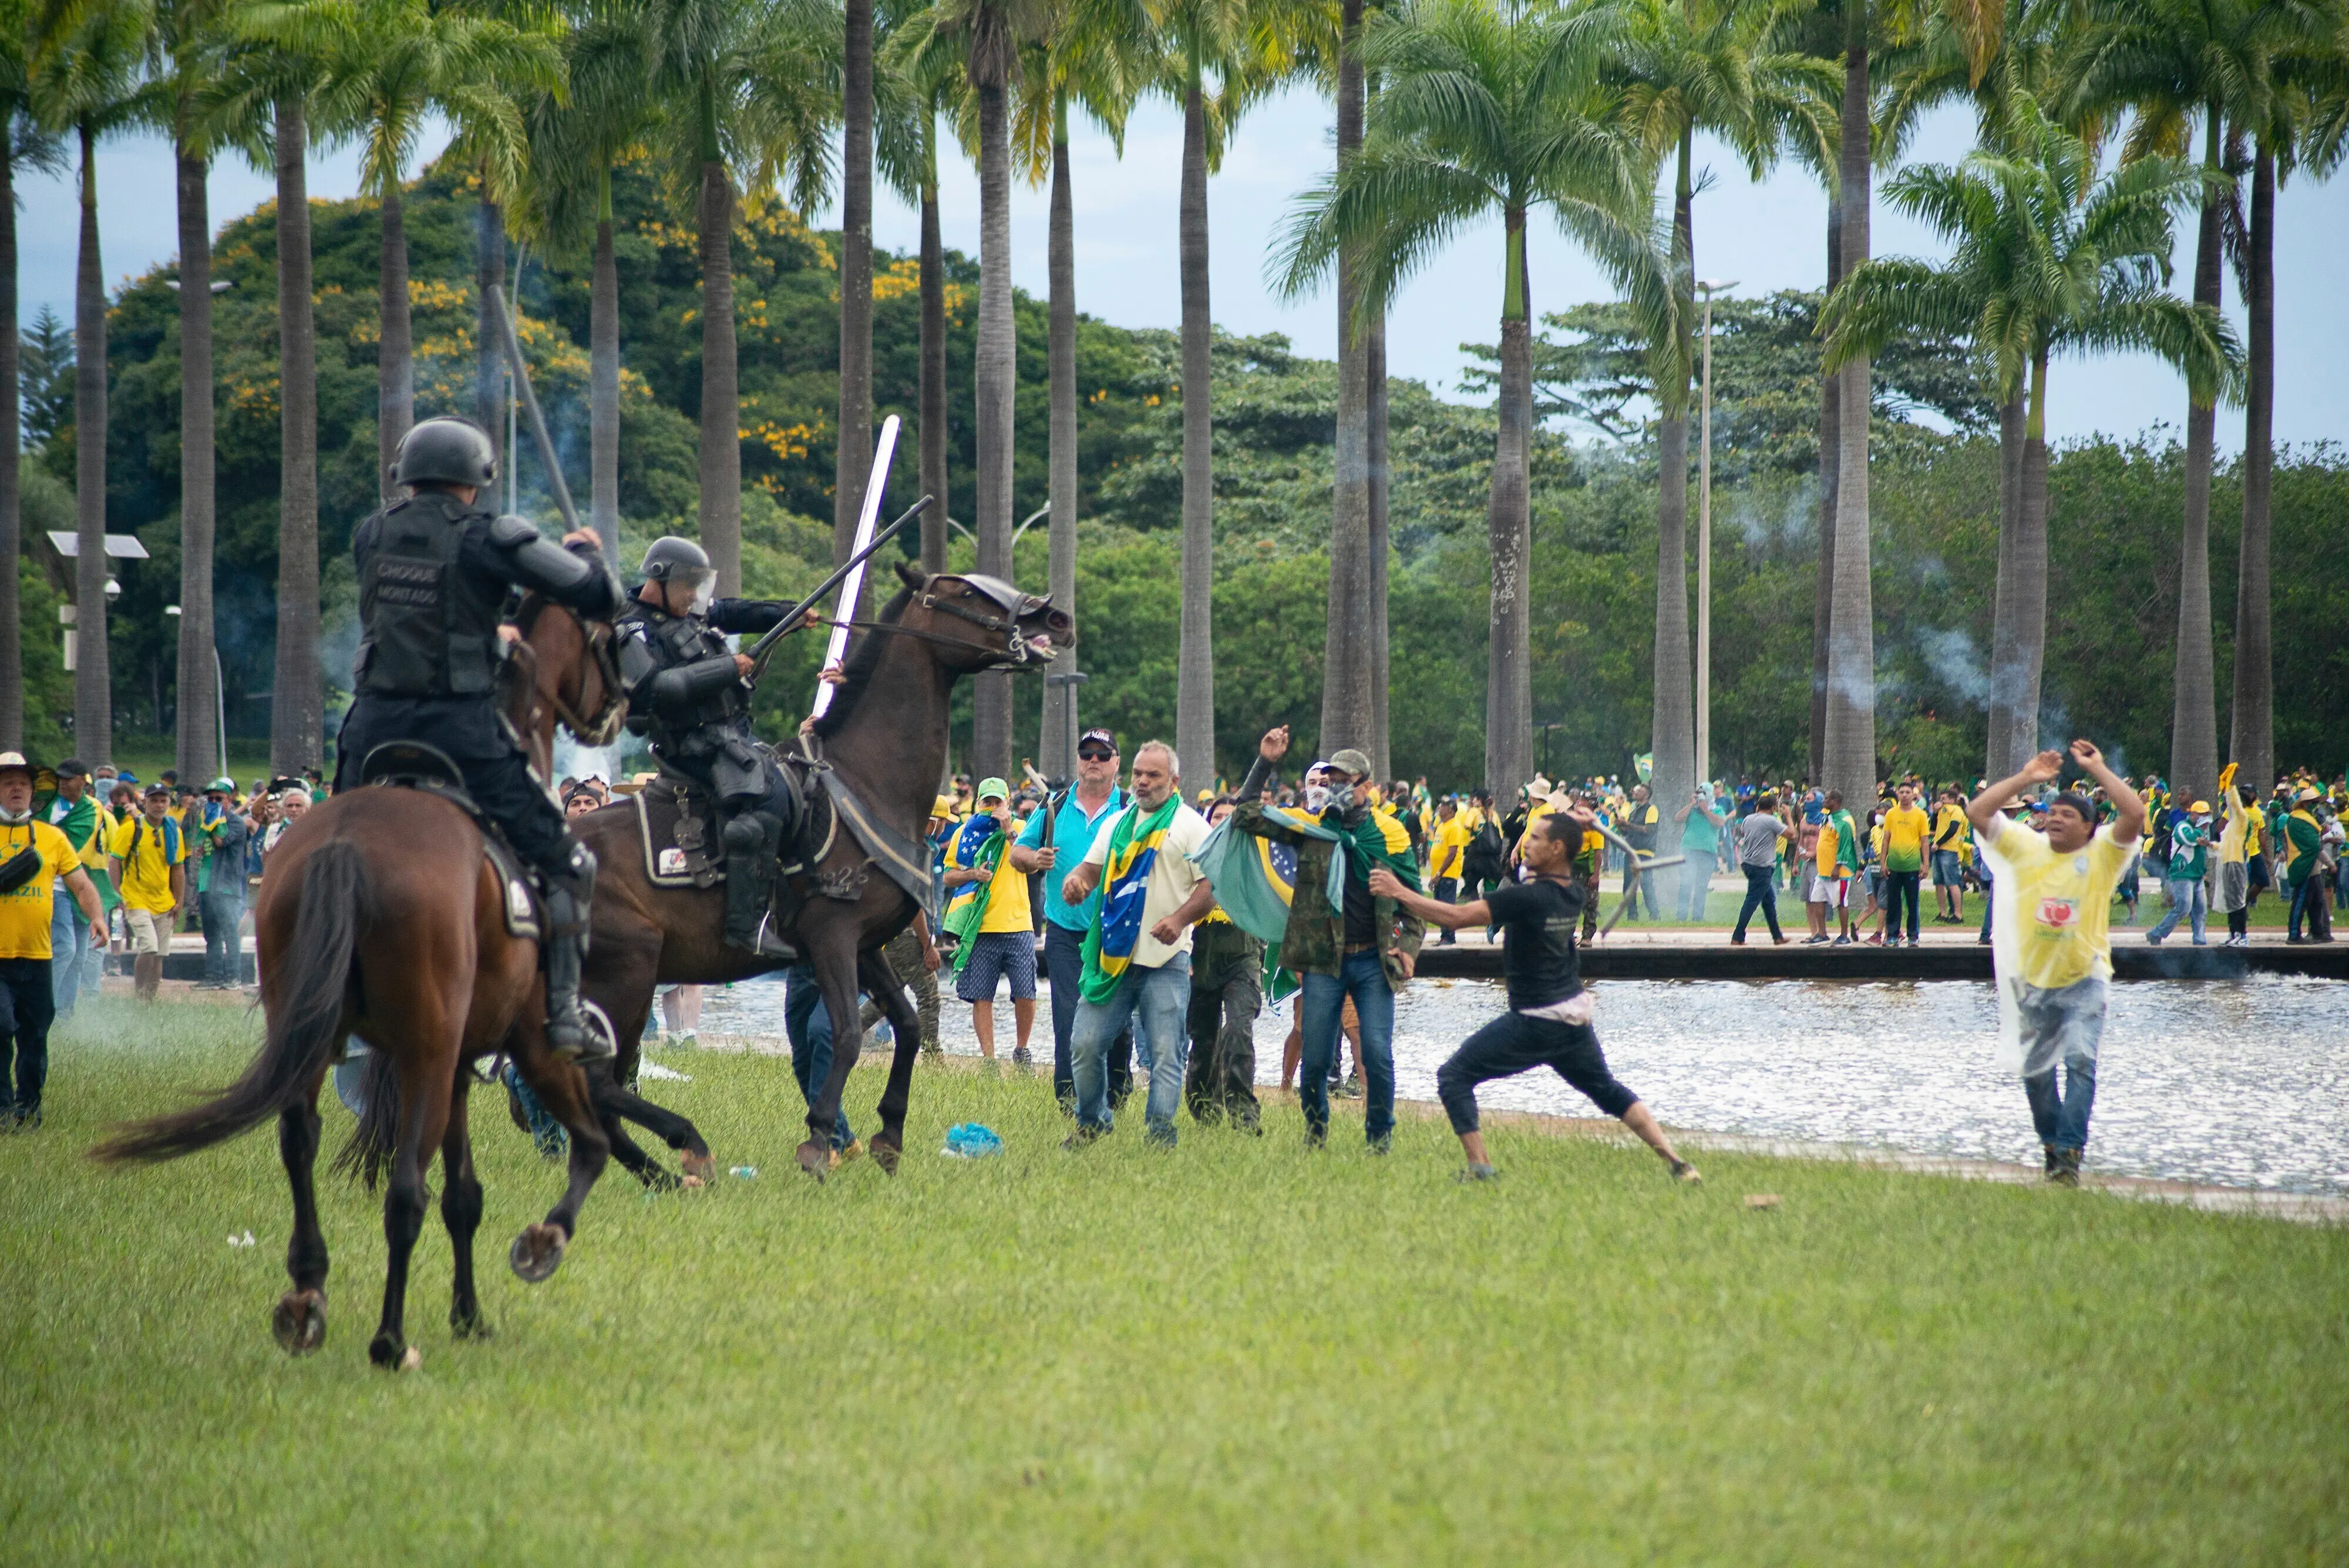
[729,1165,759,1180]
[941,1123,1003,1159]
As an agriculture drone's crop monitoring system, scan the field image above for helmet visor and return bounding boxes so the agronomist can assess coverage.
[688,571,716,615]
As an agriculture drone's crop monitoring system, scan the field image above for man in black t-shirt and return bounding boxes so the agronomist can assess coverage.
[1369,808,1701,1185]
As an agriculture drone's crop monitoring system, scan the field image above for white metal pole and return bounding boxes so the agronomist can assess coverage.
[1695,288,1714,789]
[810,416,903,719]
[214,647,228,780]
[507,367,519,514]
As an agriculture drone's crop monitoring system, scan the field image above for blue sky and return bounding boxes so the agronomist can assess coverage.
[19,82,2347,450]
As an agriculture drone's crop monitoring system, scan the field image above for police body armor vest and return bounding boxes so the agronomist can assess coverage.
[627,605,751,756]
[355,494,508,699]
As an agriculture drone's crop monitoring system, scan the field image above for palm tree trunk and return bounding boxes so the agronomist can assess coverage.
[1367,314,1391,779]
[590,169,621,566]
[271,93,322,773]
[474,192,505,468]
[1808,196,1839,786]
[1650,128,1697,857]
[1821,4,1876,807]
[697,116,742,594]
[1985,393,2024,779]
[834,0,875,566]
[971,78,1016,781]
[1174,72,1216,787]
[917,120,948,576]
[2168,106,2223,809]
[376,177,411,503]
[2011,353,2051,761]
[73,123,111,766]
[1041,93,1081,781]
[176,115,219,787]
[2228,139,2274,793]
[1483,208,1533,798]
[0,122,19,749]
[1321,0,1371,760]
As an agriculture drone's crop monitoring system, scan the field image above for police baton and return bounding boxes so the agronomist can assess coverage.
[744,496,932,678]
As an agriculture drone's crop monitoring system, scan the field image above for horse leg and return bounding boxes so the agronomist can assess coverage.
[507,1041,612,1282]
[371,1055,453,1370]
[597,1073,713,1185]
[442,1078,490,1340]
[859,947,922,1175]
[271,1074,331,1354]
[797,930,867,1180]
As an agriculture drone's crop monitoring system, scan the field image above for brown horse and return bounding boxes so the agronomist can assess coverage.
[573,562,1069,1183]
[96,595,627,1369]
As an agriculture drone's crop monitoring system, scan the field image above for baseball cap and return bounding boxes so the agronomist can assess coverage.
[144,782,170,798]
[2188,799,2210,813]
[207,776,235,793]
[1077,727,1117,752]
[0,751,32,778]
[116,772,141,788]
[976,777,1009,803]
[931,795,957,820]
[1329,748,1372,778]
[56,758,87,779]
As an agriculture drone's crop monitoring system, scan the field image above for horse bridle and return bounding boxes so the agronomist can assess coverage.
[835,578,1054,670]
[510,601,629,745]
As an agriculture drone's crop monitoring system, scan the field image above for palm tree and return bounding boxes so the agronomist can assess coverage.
[322,0,561,500]
[0,6,63,752]
[648,0,840,594]
[33,0,152,769]
[1825,89,2236,782]
[1318,0,1372,763]
[164,0,224,787]
[2061,0,2291,805]
[1603,0,1829,849]
[876,14,954,570]
[1276,0,1665,797]
[837,0,878,564]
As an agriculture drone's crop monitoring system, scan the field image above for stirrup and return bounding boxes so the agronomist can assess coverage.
[548,1000,615,1064]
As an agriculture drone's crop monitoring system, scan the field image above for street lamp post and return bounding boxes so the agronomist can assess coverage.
[1694,278,1736,788]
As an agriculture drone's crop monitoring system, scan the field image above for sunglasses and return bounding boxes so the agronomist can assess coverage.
[1077,745,1116,762]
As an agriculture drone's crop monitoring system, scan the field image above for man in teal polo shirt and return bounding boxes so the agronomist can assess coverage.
[1014,727,1132,1111]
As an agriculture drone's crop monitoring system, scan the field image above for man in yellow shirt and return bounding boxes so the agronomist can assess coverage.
[1968,739,2144,1186]
[1426,798,1472,946]
[944,778,1038,1064]
[1930,789,1969,920]
[1,752,107,1130]
[1879,782,1931,945]
[108,783,189,1005]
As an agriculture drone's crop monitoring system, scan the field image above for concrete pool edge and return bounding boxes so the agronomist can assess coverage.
[1413,943,2349,982]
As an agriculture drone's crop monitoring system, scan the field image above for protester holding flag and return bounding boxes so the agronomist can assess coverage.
[1219,727,1424,1154]
[942,779,1039,1065]
[1057,743,1216,1146]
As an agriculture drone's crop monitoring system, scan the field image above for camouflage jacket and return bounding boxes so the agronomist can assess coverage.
[1230,767,1423,984]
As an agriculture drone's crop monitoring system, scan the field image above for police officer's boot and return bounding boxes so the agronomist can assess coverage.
[721,811,781,953]
[539,842,610,1064]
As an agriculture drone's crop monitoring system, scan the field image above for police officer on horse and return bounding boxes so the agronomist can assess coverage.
[334,416,625,1062]
[615,537,827,953]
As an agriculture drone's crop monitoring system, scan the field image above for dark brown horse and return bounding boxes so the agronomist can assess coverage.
[96,595,627,1368]
[573,562,1068,1183]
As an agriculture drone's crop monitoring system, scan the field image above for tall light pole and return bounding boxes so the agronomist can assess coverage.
[1694,278,1735,787]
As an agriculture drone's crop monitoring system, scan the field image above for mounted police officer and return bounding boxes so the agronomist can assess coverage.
[333,416,625,1062]
[615,537,826,953]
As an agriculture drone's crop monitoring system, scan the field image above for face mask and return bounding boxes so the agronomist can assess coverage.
[1325,783,1358,818]
[1303,785,1330,813]
[0,807,28,826]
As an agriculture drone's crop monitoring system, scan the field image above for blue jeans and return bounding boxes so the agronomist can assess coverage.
[2288,878,2317,940]
[1298,949,1396,1144]
[200,888,244,984]
[2018,977,2106,1150]
[49,891,89,1015]
[1044,920,1130,1110]
[1674,860,1709,920]
[1731,866,1782,941]
[783,965,856,1149]
[2149,877,2207,943]
[1620,860,1660,920]
[1070,953,1191,1140]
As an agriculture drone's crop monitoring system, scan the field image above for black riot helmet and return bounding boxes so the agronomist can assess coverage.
[639,536,716,613]
[395,416,497,489]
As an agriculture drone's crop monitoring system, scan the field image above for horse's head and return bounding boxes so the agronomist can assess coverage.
[506,594,628,756]
[890,560,1072,672]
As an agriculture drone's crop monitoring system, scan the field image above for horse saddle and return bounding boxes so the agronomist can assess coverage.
[357,741,542,941]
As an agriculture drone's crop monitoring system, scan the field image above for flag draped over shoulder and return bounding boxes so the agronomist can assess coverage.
[941,815,1004,971]
[1079,796,1180,1003]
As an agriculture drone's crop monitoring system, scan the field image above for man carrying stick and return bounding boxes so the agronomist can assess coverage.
[1368,805,1701,1186]
[1966,739,2144,1186]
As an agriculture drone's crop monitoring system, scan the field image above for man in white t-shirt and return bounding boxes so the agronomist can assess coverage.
[1057,741,1216,1146]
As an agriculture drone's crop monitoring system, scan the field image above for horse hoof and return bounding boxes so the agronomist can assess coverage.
[509,1223,568,1283]
[271,1289,327,1355]
[368,1334,411,1370]
[450,1309,493,1341]
[679,1173,705,1190]
[870,1134,901,1175]
[795,1140,829,1182]
[680,1150,717,1184]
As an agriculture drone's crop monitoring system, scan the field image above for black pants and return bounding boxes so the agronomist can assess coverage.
[1882,869,1921,940]
[1184,922,1262,1125]
[1435,1008,1638,1135]
[335,697,573,874]
[1732,865,1783,941]
[0,956,57,1115]
[1044,921,1130,1109]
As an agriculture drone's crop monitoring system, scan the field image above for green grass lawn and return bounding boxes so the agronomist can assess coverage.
[4,1001,2344,1566]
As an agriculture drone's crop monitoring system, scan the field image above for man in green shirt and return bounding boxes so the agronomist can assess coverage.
[2147,800,2210,945]
[1674,786,1722,921]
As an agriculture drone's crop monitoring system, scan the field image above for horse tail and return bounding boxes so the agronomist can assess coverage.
[94,839,371,1165]
[330,1045,403,1190]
